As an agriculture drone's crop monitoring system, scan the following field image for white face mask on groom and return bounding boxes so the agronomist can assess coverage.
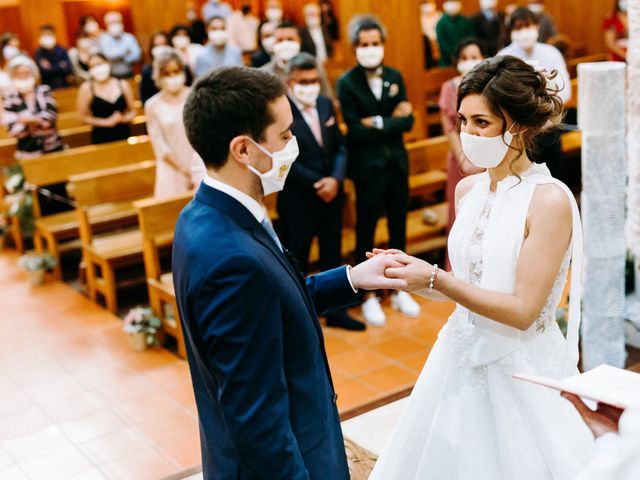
[247,136,299,195]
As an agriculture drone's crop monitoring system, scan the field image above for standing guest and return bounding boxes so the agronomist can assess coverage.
[471,0,504,56]
[264,0,284,26]
[187,2,208,45]
[420,1,442,69]
[68,33,98,82]
[194,16,243,78]
[140,34,194,105]
[261,21,333,98]
[227,3,260,53]
[300,3,334,62]
[0,33,23,97]
[337,15,421,326]
[527,0,557,43]
[278,53,365,331]
[251,21,276,68]
[603,0,628,62]
[145,50,195,198]
[439,38,486,246]
[99,11,142,79]
[80,15,102,42]
[34,25,72,90]
[320,0,340,42]
[436,1,476,66]
[169,24,203,74]
[499,7,570,179]
[201,0,232,23]
[77,53,136,144]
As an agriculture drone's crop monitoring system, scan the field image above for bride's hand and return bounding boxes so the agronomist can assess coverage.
[366,249,434,293]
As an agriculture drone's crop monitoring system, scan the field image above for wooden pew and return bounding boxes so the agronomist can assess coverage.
[53,77,141,114]
[407,136,449,197]
[70,160,156,313]
[19,136,154,277]
[565,78,579,110]
[135,193,193,358]
[422,67,457,131]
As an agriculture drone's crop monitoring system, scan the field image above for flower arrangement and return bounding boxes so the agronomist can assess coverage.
[3,165,34,236]
[123,306,163,350]
[18,253,57,272]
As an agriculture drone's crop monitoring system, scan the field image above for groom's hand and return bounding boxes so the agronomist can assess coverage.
[366,249,433,292]
[350,254,408,291]
[560,392,624,438]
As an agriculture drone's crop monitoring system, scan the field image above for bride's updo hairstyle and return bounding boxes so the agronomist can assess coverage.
[456,55,564,165]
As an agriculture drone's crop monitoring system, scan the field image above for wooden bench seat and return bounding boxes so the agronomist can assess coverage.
[409,170,448,197]
[88,229,144,261]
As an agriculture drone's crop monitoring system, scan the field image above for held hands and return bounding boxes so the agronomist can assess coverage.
[314,177,339,203]
[350,253,408,291]
[365,249,433,292]
[561,392,624,438]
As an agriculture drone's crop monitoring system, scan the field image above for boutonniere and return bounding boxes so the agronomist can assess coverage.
[389,83,399,97]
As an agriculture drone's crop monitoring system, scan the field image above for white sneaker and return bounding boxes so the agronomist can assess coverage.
[362,297,386,327]
[391,291,421,317]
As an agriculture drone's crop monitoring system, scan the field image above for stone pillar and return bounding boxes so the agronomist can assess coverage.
[578,62,627,370]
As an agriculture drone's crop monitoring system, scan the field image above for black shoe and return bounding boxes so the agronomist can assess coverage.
[325,310,366,331]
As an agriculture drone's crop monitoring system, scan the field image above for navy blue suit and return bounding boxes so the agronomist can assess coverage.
[172,183,357,479]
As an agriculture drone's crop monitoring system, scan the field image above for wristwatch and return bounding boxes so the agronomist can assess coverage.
[372,115,384,130]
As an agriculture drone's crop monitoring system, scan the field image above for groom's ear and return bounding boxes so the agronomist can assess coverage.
[229,136,252,167]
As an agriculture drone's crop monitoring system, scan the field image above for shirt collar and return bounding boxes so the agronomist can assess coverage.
[203,175,266,223]
[365,66,383,78]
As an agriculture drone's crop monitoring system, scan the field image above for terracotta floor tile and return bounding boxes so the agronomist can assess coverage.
[323,335,354,356]
[154,429,202,470]
[373,336,430,360]
[0,465,29,480]
[132,409,198,445]
[18,446,92,480]
[57,411,126,444]
[335,379,381,412]
[411,325,443,346]
[5,362,67,388]
[97,447,180,480]
[2,425,71,462]
[88,376,165,405]
[329,349,393,377]
[328,367,354,386]
[39,391,107,423]
[22,375,85,406]
[78,427,152,465]
[358,364,419,393]
[400,352,430,374]
[67,467,111,480]
[110,393,188,425]
[142,362,191,388]
[0,405,51,442]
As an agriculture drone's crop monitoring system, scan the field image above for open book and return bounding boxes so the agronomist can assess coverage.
[513,364,640,410]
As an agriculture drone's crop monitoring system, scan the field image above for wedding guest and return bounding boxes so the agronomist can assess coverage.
[68,33,98,82]
[420,1,442,69]
[300,3,334,62]
[34,25,72,90]
[471,0,505,55]
[603,0,628,62]
[227,3,260,53]
[0,33,22,97]
[320,0,340,41]
[201,0,232,23]
[141,32,170,104]
[77,53,136,144]
[169,24,203,73]
[98,11,141,79]
[527,0,557,43]
[264,0,284,26]
[250,21,276,68]
[436,1,476,66]
[79,15,102,42]
[145,50,196,198]
[186,2,208,45]
[194,16,243,78]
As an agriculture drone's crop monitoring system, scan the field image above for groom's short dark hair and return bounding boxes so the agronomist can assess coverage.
[183,66,287,169]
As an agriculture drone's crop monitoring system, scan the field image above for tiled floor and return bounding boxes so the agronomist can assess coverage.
[0,249,451,479]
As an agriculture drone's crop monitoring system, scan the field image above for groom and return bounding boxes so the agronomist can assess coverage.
[173,66,407,480]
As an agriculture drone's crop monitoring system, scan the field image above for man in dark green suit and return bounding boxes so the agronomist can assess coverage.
[337,15,421,326]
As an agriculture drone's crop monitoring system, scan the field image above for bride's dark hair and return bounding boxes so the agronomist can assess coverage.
[456,55,564,171]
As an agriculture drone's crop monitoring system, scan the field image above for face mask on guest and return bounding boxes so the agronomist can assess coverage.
[457,59,482,76]
[443,1,462,16]
[172,35,190,49]
[39,35,56,50]
[262,36,276,54]
[152,45,172,59]
[3,45,20,62]
[421,3,436,15]
[528,3,544,14]
[85,21,100,34]
[247,136,299,196]
[14,77,36,94]
[90,63,111,82]
[480,0,497,10]
[306,15,321,28]
[619,0,628,11]
[273,40,301,62]
[162,73,186,93]
[266,8,283,23]
[209,30,228,46]
[292,83,321,107]
[356,46,384,70]
[460,124,516,169]
[107,22,124,37]
[511,27,539,50]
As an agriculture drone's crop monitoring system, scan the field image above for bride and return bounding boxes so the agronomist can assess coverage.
[368,56,594,480]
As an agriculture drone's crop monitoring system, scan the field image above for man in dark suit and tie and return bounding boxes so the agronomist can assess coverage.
[277,52,365,331]
[173,66,406,480]
[337,15,421,326]
[299,3,333,62]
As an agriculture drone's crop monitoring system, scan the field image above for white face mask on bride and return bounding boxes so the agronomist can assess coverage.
[460,123,516,169]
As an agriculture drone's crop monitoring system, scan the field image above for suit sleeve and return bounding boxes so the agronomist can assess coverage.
[287,156,324,188]
[337,78,384,144]
[194,255,310,480]
[381,74,414,135]
[307,266,360,316]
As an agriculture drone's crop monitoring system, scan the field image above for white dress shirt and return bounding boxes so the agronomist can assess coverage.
[203,175,266,223]
[366,67,384,101]
[290,96,322,141]
[497,42,572,103]
[308,26,328,62]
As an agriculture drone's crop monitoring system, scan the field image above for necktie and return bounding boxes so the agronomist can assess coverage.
[305,106,324,146]
[261,218,283,252]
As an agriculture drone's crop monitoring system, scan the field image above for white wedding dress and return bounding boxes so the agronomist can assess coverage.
[369,164,594,480]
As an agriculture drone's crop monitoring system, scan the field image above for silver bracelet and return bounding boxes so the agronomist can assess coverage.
[428,264,439,293]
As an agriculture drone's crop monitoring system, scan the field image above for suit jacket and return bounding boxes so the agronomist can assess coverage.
[278,95,345,215]
[471,11,505,56]
[300,26,334,59]
[172,184,356,480]
[337,65,414,181]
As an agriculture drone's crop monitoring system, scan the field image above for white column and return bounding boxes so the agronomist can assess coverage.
[578,61,627,370]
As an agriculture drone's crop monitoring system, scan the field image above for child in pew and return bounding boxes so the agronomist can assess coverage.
[77,53,137,145]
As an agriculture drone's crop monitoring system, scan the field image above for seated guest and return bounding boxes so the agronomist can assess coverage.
[261,21,333,98]
[250,21,276,68]
[278,52,365,331]
[603,0,628,62]
[436,1,476,66]
[227,3,260,53]
[77,53,137,144]
[527,0,557,43]
[34,25,72,90]
[169,24,203,73]
[201,0,232,23]
[2,55,64,160]
[145,50,196,198]
[98,11,141,79]
[471,0,504,55]
[300,3,334,62]
[141,34,194,104]
[68,33,98,82]
[194,16,243,78]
